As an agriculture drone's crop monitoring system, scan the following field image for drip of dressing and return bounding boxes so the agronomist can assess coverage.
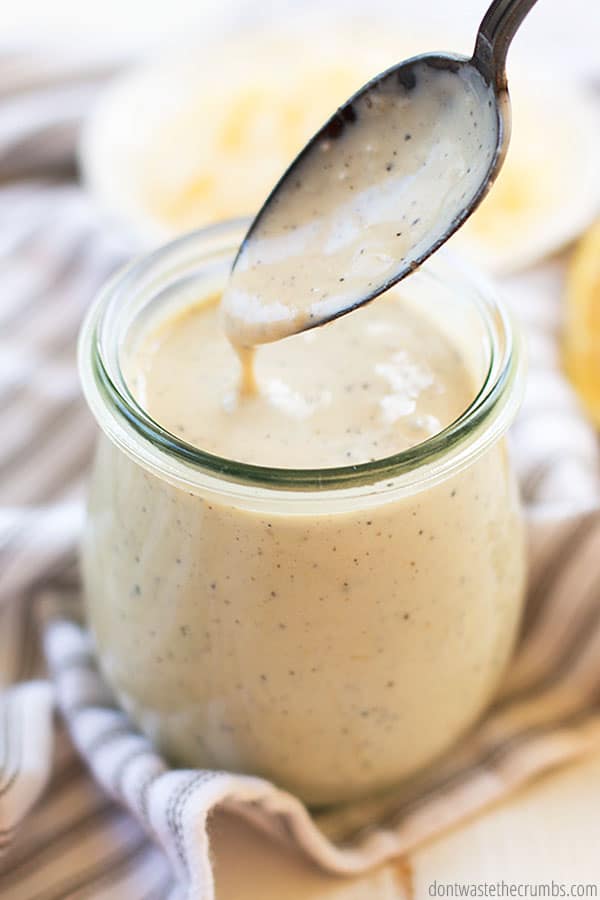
[220,61,496,354]
[236,345,257,395]
[129,289,475,468]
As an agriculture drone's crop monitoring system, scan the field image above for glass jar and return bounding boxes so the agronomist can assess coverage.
[78,219,526,806]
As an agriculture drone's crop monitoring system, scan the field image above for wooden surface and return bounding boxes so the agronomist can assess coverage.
[210,751,600,898]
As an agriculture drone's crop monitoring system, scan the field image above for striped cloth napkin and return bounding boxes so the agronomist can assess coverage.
[2,48,600,900]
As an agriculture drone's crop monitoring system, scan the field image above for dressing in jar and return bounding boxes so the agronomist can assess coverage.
[79,220,525,805]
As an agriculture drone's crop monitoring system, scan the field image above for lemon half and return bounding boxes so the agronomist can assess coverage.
[564,221,600,425]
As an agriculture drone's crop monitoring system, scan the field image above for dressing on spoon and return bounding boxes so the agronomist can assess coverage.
[221,0,538,360]
[222,63,497,348]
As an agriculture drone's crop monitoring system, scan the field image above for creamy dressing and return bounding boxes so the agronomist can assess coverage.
[130,288,475,467]
[84,433,524,805]
[221,60,497,347]
[83,241,525,806]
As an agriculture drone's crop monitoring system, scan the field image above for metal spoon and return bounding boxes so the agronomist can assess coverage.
[222,0,539,347]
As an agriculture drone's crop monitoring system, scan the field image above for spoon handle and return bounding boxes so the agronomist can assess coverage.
[474,0,539,89]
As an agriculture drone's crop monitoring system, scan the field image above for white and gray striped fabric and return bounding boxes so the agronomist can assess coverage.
[2,49,600,900]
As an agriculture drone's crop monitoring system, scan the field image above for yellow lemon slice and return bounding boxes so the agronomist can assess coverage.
[564,220,600,425]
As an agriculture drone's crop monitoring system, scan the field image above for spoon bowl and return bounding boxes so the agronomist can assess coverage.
[222,0,538,347]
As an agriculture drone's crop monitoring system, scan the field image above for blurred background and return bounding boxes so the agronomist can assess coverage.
[3,0,599,249]
[1,0,598,67]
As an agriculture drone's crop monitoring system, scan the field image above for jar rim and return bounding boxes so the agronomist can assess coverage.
[78,218,524,500]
